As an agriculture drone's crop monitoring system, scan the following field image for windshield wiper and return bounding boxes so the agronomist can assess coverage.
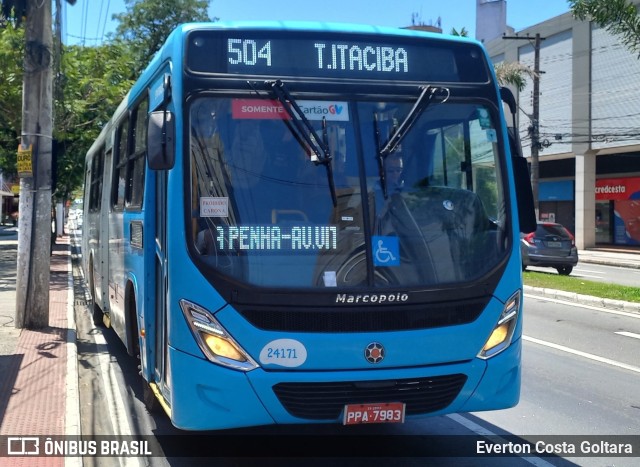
[376,85,450,198]
[373,113,389,199]
[380,85,450,157]
[267,79,337,206]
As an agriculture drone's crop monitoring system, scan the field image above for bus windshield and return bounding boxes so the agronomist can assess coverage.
[189,95,507,288]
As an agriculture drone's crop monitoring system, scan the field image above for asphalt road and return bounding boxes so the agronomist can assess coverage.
[67,229,639,466]
[71,290,640,465]
[475,294,640,467]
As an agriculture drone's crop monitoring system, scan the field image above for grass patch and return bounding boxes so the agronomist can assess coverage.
[523,271,640,303]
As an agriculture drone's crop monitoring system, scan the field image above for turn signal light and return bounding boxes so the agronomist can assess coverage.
[479,291,520,359]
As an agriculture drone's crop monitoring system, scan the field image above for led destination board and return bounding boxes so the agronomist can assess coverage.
[187,30,490,83]
[215,225,338,251]
[228,39,409,73]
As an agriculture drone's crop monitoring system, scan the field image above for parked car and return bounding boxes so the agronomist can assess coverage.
[521,221,579,275]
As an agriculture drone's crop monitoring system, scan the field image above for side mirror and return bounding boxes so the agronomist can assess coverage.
[147,110,175,170]
[500,87,536,233]
[500,87,520,135]
[500,87,517,116]
[512,156,537,234]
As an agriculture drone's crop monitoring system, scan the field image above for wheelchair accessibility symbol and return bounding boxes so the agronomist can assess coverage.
[373,236,400,266]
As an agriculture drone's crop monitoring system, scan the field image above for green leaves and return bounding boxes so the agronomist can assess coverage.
[0,23,24,176]
[113,0,212,78]
[494,62,538,92]
[569,0,640,57]
[51,0,213,197]
[49,0,214,197]
[52,42,135,199]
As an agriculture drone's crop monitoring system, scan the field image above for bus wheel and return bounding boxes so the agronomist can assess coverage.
[91,298,103,327]
[143,381,163,414]
[130,297,163,414]
[89,266,104,327]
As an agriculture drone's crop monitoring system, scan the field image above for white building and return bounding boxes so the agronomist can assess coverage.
[485,1,640,249]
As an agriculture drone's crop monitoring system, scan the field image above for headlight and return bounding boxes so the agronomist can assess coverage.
[179,299,259,371]
[478,291,520,359]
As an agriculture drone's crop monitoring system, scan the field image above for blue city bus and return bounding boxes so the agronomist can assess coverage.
[82,21,535,430]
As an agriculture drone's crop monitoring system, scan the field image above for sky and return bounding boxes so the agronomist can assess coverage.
[62,0,571,46]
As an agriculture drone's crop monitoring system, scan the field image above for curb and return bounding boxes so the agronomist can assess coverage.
[524,285,640,314]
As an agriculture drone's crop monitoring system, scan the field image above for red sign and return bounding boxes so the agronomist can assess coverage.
[231,99,290,120]
[595,177,640,201]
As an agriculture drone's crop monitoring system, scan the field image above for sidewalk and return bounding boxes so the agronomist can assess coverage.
[578,246,640,269]
[0,233,79,466]
[0,227,638,464]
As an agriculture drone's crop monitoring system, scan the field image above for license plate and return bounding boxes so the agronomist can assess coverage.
[343,402,406,425]
[547,241,562,248]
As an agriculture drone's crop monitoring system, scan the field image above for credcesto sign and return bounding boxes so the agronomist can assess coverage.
[595,177,640,201]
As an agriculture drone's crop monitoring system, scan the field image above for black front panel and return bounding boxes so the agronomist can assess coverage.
[273,374,468,420]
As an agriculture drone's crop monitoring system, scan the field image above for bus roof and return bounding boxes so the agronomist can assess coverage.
[175,20,481,44]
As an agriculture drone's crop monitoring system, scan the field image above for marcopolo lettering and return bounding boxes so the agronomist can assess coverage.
[335,293,409,304]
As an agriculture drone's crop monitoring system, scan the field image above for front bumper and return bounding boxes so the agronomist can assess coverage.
[167,338,521,431]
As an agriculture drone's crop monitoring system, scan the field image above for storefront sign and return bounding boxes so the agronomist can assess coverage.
[596,177,640,245]
[595,177,640,201]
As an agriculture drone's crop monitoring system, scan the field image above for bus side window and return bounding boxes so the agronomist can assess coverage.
[126,97,148,208]
[89,147,105,213]
[112,119,129,209]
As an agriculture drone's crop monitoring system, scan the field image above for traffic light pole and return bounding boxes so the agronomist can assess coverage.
[16,0,53,329]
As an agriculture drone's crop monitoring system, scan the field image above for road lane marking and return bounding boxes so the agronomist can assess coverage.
[615,331,640,340]
[94,328,144,467]
[72,231,143,467]
[523,335,640,374]
[66,241,82,467]
[574,268,605,273]
[524,294,640,319]
[573,273,603,279]
[447,414,557,467]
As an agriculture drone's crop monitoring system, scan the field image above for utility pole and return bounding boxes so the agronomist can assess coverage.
[503,32,545,218]
[16,0,54,329]
[530,33,542,218]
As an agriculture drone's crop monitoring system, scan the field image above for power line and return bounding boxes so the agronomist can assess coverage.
[100,0,111,41]
[81,0,90,45]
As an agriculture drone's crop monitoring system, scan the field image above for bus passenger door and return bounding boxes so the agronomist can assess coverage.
[153,169,170,403]
[147,76,175,408]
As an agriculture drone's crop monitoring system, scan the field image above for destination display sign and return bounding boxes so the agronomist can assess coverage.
[186,30,489,83]
[214,225,338,251]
